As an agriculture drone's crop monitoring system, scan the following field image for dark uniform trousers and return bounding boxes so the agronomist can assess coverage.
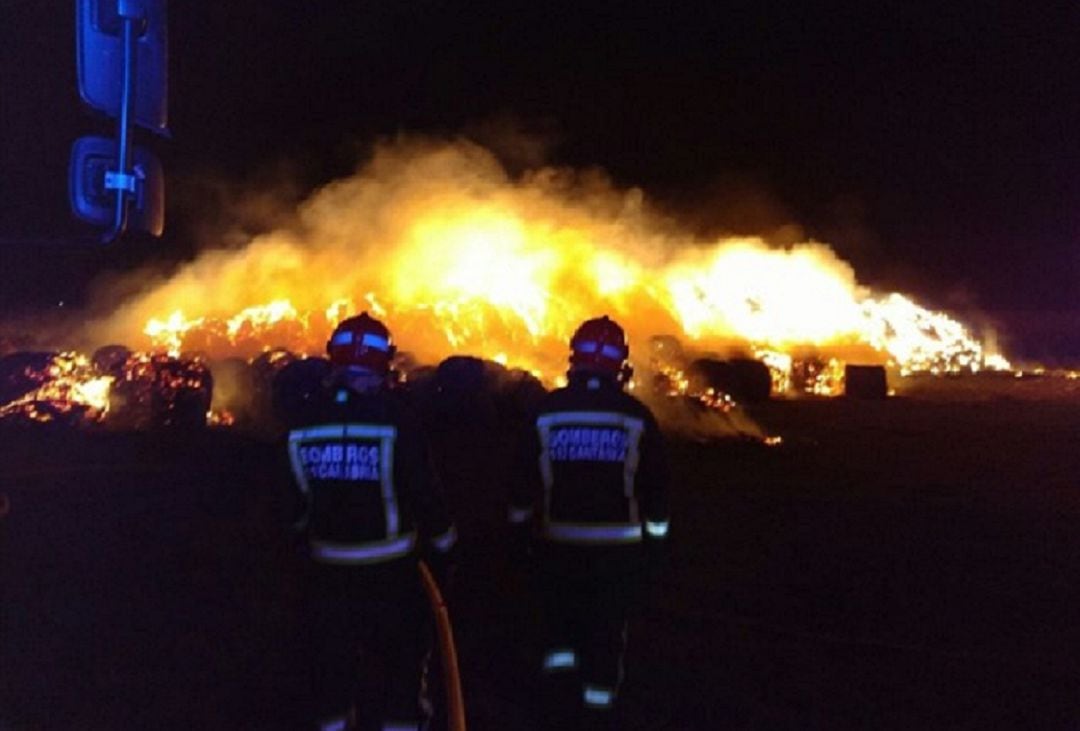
[535,544,646,731]
[304,560,431,731]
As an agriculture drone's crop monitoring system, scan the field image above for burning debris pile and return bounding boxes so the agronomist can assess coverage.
[0,342,549,435]
[0,348,214,429]
[0,139,1020,430]
[105,350,215,430]
[0,352,112,426]
[647,336,769,411]
[405,355,548,431]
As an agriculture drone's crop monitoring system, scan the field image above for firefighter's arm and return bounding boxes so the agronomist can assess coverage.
[638,412,671,573]
[639,411,670,535]
[281,432,312,537]
[399,415,459,582]
[507,420,541,566]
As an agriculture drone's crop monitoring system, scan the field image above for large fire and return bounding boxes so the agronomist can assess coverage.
[96,141,1007,386]
[2,139,1018,427]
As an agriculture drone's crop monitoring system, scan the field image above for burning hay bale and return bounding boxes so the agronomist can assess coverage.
[728,359,773,403]
[198,348,306,430]
[207,357,258,426]
[251,348,300,388]
[404,355,548,431]
[417,356,501,429]
[0,352,58,405]
[108,354,214,430]
[648,334,686,365]
[153,358,214,429]
[0,352,112,427]
[648,335,772,406]
[91,345,133,376]
[184,347,315,432]
[844,365,888,400]
[0,348,217,430]
[494,367,547,427]
[685,357,772,405]
[789,356,846,396]
[269,355,332,426]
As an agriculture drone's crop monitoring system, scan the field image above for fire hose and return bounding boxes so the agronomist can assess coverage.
[418,560,466,731]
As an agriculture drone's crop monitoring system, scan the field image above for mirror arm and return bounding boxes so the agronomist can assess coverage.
[101,4,143,244]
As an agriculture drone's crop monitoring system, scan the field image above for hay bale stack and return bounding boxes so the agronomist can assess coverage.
[728,358,772,403]
[844,364,888,399]
[425,356,500,429]
[0,352,56,405]
[270,356,332,426]
[686,357,771,404]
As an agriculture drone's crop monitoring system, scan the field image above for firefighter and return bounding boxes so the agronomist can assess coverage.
[286,312,458,731]
[508,315,670,729]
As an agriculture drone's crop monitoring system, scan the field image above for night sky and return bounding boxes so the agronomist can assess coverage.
[1,1,1078,361]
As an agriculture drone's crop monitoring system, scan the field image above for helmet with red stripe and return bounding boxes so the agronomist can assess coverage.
[569,315,632,382]
[326,312,396,374]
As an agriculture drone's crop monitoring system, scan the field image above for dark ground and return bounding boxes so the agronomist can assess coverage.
[2,377,1079,730]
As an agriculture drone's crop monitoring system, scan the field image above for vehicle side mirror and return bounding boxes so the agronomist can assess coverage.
[76,0,168,132]
[69,136,164,237]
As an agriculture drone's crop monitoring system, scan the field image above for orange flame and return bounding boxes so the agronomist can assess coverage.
[85,140,1008,387]
[0,353,113,423]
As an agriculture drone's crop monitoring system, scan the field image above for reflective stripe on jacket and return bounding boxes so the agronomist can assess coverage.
[310,532,418,565]
[545,521,643,544]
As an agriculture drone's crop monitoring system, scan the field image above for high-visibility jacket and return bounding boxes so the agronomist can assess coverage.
[287,382,456,567]
[508,373,669,555]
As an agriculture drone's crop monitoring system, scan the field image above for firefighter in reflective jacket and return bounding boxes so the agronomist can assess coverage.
[287,312,458,731]
[508,315,670,729]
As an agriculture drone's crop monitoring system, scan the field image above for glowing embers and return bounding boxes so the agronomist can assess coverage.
[108,352,214,430]
[792,356,846,397]
[0,352,113,425]
[647,336,769,412]
[748,349,845,397]
[0,348,214,429]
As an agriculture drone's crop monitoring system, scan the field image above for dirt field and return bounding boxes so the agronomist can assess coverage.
[2,377,1078,729]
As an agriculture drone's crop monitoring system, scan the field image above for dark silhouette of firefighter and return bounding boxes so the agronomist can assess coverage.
[285,312,458,731]
[508,315,670,729]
